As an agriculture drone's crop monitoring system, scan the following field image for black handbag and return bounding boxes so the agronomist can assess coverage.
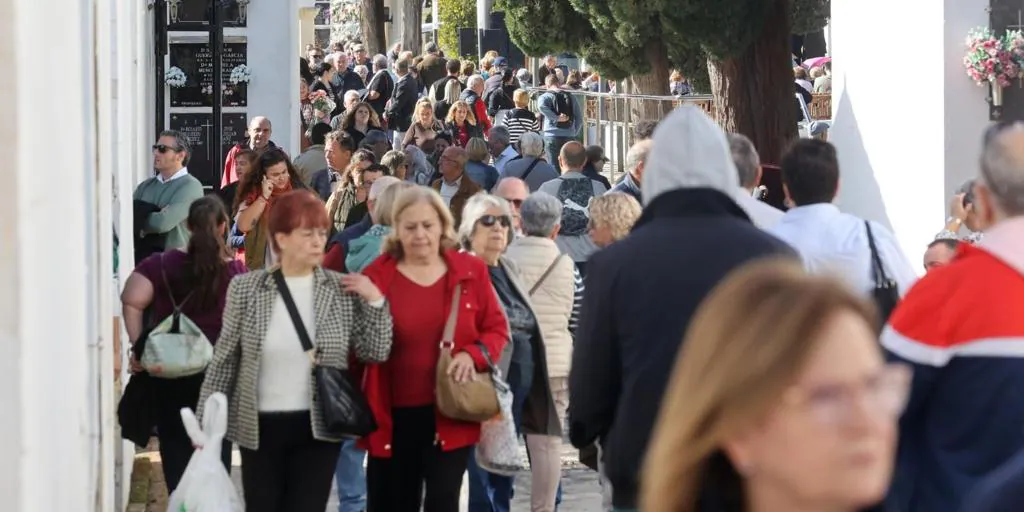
[272,270,377,438]
[865,221,900,326]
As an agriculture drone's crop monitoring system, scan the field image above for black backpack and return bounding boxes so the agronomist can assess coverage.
[552,91,575,128]
[555,178,595,236]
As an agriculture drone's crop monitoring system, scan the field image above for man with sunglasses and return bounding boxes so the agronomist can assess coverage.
[132,130,204,260]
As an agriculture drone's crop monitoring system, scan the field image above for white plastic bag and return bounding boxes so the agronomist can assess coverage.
[167,392,243,512]
[474,374,529,476]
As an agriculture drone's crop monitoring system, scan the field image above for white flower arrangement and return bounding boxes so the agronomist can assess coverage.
[229,64,251,85]
[165,66,187,88]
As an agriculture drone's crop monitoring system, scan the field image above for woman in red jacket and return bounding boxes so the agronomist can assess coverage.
[360,186,509,511]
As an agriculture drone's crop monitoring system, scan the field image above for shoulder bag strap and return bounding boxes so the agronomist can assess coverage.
[520,157,542,182]
[530,254,565,296]
[272,270,317,361]
[159,252,193,312]
[863,221,891,285]
[441,283,462,346]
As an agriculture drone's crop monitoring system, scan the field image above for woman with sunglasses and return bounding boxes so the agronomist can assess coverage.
[641,259,909,512]
[457,193,562,512]
[236,148,307,270]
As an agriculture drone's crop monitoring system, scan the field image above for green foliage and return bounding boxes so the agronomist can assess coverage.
[792,0,830,35]
[438,0,476,57]
[499,0,829,84]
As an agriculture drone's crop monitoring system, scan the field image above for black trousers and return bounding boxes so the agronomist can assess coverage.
[154,375,233,492]
[239,411,341,512]
[366,406,471,512]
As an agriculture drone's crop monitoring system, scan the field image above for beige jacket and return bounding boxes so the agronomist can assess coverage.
[504,236,575,378]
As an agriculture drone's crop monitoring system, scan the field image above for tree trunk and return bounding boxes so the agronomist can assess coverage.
[707,0,797,165]
[361,0,386,55]
[628,39,672,128]
[402,0,422,56]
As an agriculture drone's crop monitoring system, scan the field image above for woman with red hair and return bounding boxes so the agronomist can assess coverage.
[199,189,393,512]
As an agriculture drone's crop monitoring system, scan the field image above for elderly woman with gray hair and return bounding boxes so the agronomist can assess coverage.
[457,193,562,512]
[504,191,585,512]
[501,131,560,192]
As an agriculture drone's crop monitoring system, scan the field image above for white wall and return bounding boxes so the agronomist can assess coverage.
[831,0,989,269]
[248,0,301,156]
[2,0,95,509]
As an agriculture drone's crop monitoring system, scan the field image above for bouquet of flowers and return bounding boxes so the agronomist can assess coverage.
[165,66,187,88]
[963,28,1018,87]
[308,90,336,120]
[229,64,251,85]
[1005,30,1024,83]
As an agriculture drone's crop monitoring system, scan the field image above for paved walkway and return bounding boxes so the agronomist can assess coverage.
[141,437,603,511]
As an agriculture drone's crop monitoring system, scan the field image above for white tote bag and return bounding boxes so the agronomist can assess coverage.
[167,392,242,512]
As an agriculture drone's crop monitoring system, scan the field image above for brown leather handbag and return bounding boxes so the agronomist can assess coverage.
[435,284,501,422]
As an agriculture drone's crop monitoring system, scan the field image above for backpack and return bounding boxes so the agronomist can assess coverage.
[555,178,595,236]
[552,91,575,128]
[139,254,214,379]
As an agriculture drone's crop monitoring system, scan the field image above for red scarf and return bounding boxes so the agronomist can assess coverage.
[245,179,294,211]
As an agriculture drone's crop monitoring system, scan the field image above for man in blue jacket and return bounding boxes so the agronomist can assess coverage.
[537,74,583,164]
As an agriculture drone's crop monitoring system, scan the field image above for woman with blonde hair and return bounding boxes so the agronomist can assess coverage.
[464,137,500,191]
[435,78,463,121]
[402,98,445,148]
[359,186,509,511]
[500,89,540,147]
[641,259,910,512]
[445,99,483,148]
[588,192,642,248]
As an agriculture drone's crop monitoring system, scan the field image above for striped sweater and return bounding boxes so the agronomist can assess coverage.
[500,107,541,146]
[882,218,1024,512]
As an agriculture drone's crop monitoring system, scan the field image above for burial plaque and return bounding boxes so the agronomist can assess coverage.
[170,113,217,188]
[169,43,213,108]
[169,41,248,108]
[222,113,249,164]
[222,43,248,107]
[168,0,209,28]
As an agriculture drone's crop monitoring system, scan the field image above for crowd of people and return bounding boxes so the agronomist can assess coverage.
[124,36,1024,512]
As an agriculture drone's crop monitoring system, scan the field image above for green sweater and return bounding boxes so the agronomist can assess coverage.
[133,173,204,250]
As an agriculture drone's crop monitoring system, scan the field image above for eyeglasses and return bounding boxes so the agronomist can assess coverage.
[478,214,512,228]
[782,363,911,426]
[152,144,182,153]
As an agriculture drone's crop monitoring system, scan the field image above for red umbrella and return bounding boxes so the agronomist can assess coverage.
[803,56,831,68]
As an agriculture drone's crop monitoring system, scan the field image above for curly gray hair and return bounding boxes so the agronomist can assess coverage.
[457,193,515,251]
[403,145,433,185]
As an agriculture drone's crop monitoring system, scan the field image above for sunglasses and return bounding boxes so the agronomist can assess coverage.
[478,214,512,228]
[152,144,181,153]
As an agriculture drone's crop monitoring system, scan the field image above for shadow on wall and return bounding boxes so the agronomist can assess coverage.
[832,84,896,233]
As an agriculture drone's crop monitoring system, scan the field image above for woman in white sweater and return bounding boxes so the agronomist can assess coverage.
[198,190,393,512]
[504,192,585,511]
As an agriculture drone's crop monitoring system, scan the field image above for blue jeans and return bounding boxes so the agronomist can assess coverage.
[466,362,533,512]
[334,438,367,512]
[544,136,574,167]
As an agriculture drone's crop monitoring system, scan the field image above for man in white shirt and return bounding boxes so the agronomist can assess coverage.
[726,133,783,229]
[769,139,917,297]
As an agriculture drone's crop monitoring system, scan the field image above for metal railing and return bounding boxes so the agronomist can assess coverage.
[524,88,832,182]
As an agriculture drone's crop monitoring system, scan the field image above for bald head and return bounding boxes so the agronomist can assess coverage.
[494,178,529,233]
[248,116,272,148]
[495,177,528,202]
[440,146,468,182]
[981,124,1024,217]
[559,141,587,172]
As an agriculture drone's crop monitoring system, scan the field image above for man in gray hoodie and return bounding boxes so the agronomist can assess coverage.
[569,106,796,510]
